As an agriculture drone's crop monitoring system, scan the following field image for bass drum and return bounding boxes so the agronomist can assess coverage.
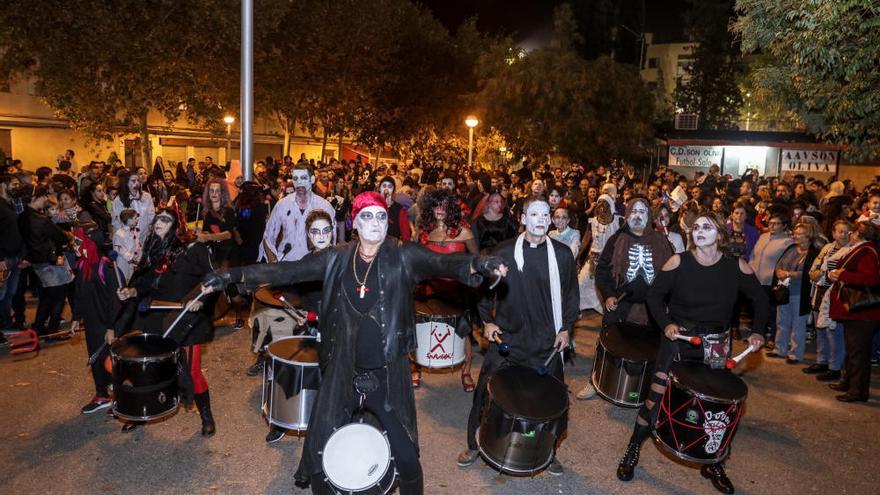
[262,336,321,431]
[321,422,396,495]
[591,323,659,407]
[653,361,748,464]
[478,365,568,475]
[110,333,180,421]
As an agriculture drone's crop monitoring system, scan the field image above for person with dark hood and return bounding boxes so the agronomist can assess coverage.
[201,191,507,494]
[378,175,411,241]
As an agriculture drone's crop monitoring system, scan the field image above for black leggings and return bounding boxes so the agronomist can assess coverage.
[84,317,112,397]
[33,284,67,335]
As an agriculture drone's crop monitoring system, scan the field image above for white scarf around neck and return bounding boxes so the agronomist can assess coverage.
[514,233,563,334]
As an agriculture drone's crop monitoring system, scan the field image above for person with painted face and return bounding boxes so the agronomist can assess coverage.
[262,209,335,444]
[595,197,674,326]
[202,191,506,494]
[111,170,155,244]
[458,197,579,476]
[112,208,217,435]
[259,164,335,263]
[653,204,685,254]
[616,214,767,494]
[378,176,411,241]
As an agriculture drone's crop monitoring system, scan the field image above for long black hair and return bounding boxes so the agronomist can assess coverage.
[117,170,139,208]
[418,188,463,238]
[133,207,183,277]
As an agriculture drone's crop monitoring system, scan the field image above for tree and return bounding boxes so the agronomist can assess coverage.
[0,0,239,167]
[673,0,744,130]
[476,4,655,163]
[734,0,880,158]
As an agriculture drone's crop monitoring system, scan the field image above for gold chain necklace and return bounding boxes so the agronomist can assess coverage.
[352,244,377,299]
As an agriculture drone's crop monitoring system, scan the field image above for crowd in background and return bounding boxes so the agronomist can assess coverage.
[1,150,878,402]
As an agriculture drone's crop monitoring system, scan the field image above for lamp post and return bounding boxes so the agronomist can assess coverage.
[465,116,478,169]
[223,116,235,163]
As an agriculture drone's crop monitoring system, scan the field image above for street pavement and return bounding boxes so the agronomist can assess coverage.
[1,312,878,495]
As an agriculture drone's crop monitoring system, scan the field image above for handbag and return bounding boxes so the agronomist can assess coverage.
[839,285,880,312]
[771,282,790,305]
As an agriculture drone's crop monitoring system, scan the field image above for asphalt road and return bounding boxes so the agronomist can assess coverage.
[1,312,878,495]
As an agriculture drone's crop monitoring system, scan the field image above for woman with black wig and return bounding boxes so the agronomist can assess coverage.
[112,207,217,435]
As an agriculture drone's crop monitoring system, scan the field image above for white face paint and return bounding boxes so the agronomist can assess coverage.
[440,178,455,191]
[627,201,649,232]
[521,201,551,238]
[354,206,388,244]
[692,216,718,248]
[379,181,395,202]
[291,169,314,193]
[307,218,333,251]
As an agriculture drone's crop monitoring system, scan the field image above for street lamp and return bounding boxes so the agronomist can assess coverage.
[465,116,478,169]
[223,116,235,163]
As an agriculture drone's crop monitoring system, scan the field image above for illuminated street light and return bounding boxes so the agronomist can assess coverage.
[224,116,235,162]
[465,116,478,169]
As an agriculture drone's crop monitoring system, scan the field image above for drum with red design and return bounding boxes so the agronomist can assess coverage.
[653,361,748,464]
[413,299,466,369]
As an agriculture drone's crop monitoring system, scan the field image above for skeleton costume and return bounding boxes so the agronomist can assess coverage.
[596,198,674,326]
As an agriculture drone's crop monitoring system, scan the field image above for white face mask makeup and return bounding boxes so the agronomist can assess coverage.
[692,216,718,248]
[307,219,333,251]
[291,170,314,193]
[627,202,649,232]
[355,206,388,244]
[521,201,551,239]
[379,182,395,201]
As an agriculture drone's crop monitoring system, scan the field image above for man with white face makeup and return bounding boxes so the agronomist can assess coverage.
[458,197,579,476]
[258,164,335,263]
[595,197,674,326]
[203,191,507,494]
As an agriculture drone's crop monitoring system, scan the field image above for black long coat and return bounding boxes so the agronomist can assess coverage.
[238,239,482,480]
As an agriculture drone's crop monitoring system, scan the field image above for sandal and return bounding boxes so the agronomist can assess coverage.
[411,371,421,389]
[461,372,475,393]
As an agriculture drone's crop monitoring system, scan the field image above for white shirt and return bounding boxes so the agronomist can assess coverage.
[258,192,336,262]
[111,192,155,244]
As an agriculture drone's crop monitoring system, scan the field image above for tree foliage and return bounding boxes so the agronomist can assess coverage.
[477,5,654,163]
[734,0,880,158]
[673,0,744,130]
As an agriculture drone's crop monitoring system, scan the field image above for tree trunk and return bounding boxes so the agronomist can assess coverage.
[321,127,329,164]
[139,111,151,171]
[375,147,382,165]
[338,134,343,161]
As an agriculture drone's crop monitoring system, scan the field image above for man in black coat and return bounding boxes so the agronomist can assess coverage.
[204,191,506,495]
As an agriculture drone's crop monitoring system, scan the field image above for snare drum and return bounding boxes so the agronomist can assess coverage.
[591,323,660,407]
[478,365,568,475]
[413,299,466,369]
[110,333,180,421]
[251,287,299,352]
[262,336,321,430]
[653,361,748,464]
[321,422,396,495]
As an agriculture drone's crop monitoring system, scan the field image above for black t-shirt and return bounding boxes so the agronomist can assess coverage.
[343,254,384,370]
[202,206,238,263]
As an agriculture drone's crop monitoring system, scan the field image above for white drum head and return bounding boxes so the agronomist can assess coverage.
[322,423,391,491]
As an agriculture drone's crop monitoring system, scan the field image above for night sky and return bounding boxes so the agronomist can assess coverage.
[420,0,689,46]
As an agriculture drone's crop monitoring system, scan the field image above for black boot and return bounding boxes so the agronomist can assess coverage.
[246,352,265,377]
[616,440,641,481]
[194,391,216,436]
[398,474,423,495]
[701,463,734,494]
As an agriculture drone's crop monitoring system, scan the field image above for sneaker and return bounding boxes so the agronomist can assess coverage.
[546,459,564,476]
[233,319,245,331]
[246,356,264,377]
[456,449,479,467]
[81,396,112,414]
[266,427,286,443]
[576,383,597,400]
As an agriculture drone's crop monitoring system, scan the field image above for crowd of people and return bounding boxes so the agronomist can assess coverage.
[1,150,878,494]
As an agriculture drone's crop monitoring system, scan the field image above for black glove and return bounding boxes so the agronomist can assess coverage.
[202,268,241,293]
[473,255,506,277]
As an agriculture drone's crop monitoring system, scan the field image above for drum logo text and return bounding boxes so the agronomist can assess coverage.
[703,411,730,454]
[428,327,453,360]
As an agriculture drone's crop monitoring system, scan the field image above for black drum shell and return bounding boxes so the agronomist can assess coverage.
[591,324,659,407]
[478,365,568,474]
[262,336,322,430]
[653,362,748,464]
[110,333,180,421]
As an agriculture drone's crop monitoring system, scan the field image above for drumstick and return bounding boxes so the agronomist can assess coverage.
[537,350,559,375]
[162,289,208,339]
[671,334,702,345]
[87,343,107,366]
[726,345,757,369]
[272,290,307,325]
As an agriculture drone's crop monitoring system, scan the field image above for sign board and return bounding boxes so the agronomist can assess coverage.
[780,149,838,173]
[668,145,724,168]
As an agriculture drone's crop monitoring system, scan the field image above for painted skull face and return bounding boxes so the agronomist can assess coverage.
[307,218,333,251]
[552,209,570,231]
[291,169,313,193]
[440,178,455,191]
[379,181,395,201]
[692,216,718,247]
[521,200,551,238]
[627,201,649,231]
[355,206,388,243]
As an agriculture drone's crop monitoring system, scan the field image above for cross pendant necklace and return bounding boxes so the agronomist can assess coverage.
[357,284,369,299]
[352,243,377,300]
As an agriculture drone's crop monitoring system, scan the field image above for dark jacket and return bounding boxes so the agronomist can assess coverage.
[0,197,23,259]
[236,239,482,480]
[771,244,819,316]
[19,207,67,264]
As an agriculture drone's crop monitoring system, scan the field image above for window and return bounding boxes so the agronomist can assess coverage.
[647,58,659,69]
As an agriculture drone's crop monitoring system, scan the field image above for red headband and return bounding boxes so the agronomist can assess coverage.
[352,191,388,219]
